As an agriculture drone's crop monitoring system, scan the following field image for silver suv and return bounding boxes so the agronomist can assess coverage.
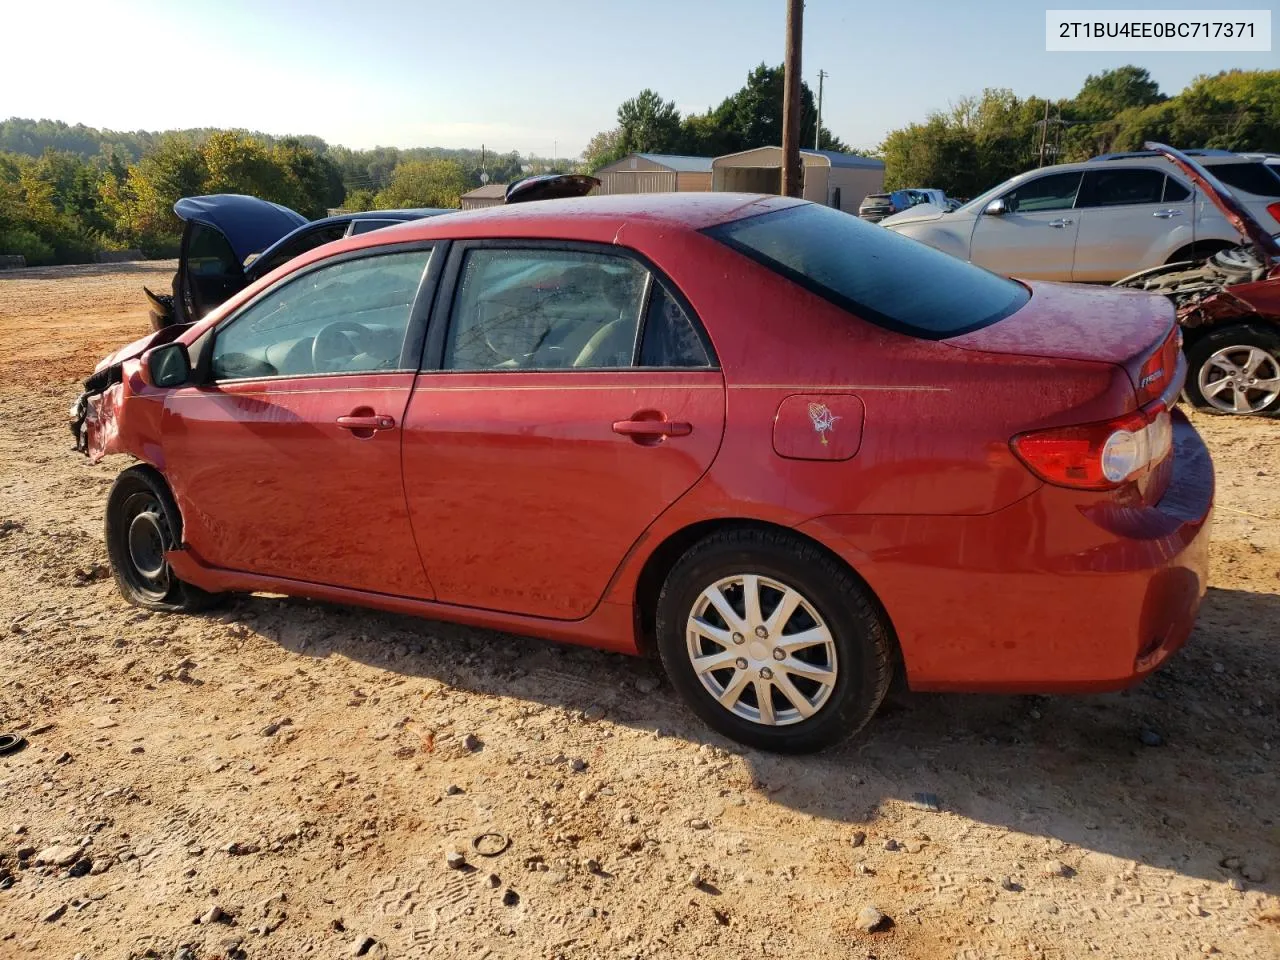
[882,149,1280,282]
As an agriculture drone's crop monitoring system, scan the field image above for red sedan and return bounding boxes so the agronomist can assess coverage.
[74,192,1214,752]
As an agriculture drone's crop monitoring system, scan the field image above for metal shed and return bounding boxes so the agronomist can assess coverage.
[711,147,884,214]
[594,153,714,194]
[460,184,508,210]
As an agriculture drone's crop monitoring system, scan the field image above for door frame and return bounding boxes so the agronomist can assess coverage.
[184,239,451,387]
[418,238,720,374]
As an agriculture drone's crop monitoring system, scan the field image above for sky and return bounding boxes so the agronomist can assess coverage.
[2,0,1274,157]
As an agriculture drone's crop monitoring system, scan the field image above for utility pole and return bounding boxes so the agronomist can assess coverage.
[781,0,804,197]
[1037,100,1050,167]
[814,69,827,150]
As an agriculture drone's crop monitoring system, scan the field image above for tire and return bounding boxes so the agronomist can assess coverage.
[654,527,893,754]
[104,465,222,612]
[1183,324,1280,416]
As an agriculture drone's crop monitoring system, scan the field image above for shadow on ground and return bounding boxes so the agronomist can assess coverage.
[212,584,1279,892]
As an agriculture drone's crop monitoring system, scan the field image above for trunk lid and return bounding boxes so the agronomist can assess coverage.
[946,280,1180,407]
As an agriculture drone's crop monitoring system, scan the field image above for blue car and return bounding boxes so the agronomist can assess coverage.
[146,174,603,330]
[145,196,453,330]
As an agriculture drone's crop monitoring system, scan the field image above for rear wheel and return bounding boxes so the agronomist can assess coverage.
[1184,324,1280,416]
[654,528,893,753]
[105,465,221,611]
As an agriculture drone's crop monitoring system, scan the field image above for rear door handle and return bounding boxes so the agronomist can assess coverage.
[1048,218,1073,228]
[336,414,395,431]
[1152,209,1184,218]
[612,418,692,439]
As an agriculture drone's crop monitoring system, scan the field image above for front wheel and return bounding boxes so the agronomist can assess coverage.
[654,528,893,753]
[104,465,221,612]
[1184,325,1280,416]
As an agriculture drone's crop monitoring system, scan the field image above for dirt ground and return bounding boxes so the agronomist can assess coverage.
[0,262,1277,960]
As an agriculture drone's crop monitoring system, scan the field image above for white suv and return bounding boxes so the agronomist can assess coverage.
[881,149,1280,282]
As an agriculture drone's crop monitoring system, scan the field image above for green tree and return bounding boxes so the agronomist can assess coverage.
[617,90,683,154]
[681,64,848,156]
[203,131,293,203]
[374,159,468,209]
[582,128,626,171]
[271,137,345,217]
[1072,66,1165,120]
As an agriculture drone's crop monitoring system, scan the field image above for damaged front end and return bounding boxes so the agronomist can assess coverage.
[70,324,191,461]
[1113,245,1272,328]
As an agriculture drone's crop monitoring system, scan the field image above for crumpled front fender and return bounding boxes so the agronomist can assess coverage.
[71,359,167,468]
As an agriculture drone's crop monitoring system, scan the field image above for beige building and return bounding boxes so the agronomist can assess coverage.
[712,147,884,214]
[594,153,714,194]
[459,184,508,210]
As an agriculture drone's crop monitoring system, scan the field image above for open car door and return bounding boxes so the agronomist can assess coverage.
[168,195,307,325]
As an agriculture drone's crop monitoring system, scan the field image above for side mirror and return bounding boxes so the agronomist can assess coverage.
[144,342,191,388]
[984,198,1009,216]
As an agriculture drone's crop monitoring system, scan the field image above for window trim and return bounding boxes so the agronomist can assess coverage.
[1077,167,1170,209]
[421,238,719,374]
[204,240,444,385]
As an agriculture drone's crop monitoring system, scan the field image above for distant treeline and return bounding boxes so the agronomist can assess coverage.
[0,119,566,265]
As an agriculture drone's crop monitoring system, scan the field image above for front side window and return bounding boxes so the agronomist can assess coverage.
[444,249,650,370]
[1001,172,1083,213]
[1080,169,1166,207]
[211,249,431,380]
[706,203,1029,339]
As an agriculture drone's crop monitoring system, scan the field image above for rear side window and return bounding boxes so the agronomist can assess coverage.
[705,203,1029,339]
[1205,161,1280,198]
[640,283,711,367]
[1080,169,1165,207]
[1163,177,1191,202]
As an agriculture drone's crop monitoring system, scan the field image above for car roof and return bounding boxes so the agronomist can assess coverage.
[334,192,802,248]
[306,208,455,228]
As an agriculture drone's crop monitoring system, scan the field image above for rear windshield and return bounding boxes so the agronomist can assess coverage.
[1207,161,1280,198]
[705,203,1030,339]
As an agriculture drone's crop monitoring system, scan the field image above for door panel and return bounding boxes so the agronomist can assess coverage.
[162,373,432,597]
[969,171,1082,280]
[401,370,725,619]
[968,212,1079,280]
[1072,169,1192,281]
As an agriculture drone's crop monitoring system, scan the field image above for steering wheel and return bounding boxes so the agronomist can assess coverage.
[312,320,368,372]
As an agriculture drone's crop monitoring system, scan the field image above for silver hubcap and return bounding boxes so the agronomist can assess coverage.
[1199,345,1280,414]
[686,574,838,727]
[127,510,167,580]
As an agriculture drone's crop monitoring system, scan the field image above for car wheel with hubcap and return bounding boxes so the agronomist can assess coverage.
[1184,325,1280,416]
[104,465,221,612]
[655,528,893,753]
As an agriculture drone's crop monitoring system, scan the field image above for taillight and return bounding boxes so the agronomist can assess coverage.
[1012,405,1173,490]
[1268,201,1280,224]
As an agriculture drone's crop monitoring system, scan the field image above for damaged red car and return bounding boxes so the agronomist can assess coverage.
[71,188,1214,752]
[1116,143,1280,416]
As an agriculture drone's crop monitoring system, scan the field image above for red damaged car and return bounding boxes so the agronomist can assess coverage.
[71,189,1213,752]
[1115,143,1280,416]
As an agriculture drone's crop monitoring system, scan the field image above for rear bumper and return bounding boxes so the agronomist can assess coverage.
[803,411,1214,693]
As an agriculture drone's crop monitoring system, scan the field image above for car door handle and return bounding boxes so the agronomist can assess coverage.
[1048,218,1073,228]
[1152,209,1184,218]
[336,414,395,431]
[612,418,692,439]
